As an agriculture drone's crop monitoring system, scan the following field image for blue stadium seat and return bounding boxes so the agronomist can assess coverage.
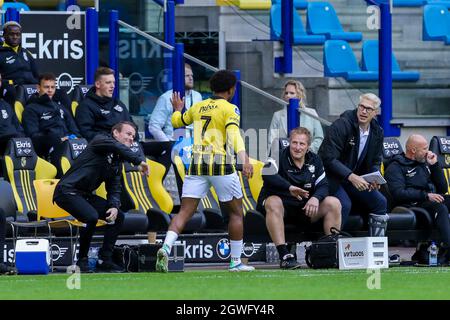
[272,0,308,9]
[361,40,420,82]
[423,4,450,44]
[393,0,425,6]
[323,40,378,81]
[270,3,326,45]
[1,2,30,11]
[426,0,450,8]
[306,2,363,42]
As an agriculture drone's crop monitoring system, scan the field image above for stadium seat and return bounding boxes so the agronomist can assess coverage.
[1,2,30,11]
[429,136,450,194]
[56,138,88,177]
[14,85,38,123]
[270,3,326,45]
[239,0,271,9]
[381,136,404,175]
[361,40,420,82]
[216,0,271,9]
[2,137,56,222]
[323,40,378,81]
[70,85,92,117]
[426,0,450,8]
[393,0,425,6]
[271,0,308,9]
[423,5,450,44]
[306,2,363,42]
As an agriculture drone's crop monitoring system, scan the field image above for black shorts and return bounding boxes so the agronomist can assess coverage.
[257,196,321,230]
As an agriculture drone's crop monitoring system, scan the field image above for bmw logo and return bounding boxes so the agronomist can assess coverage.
[216,238,231,260]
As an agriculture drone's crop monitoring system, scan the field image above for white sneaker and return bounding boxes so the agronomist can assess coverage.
[155,248,169,273]
[229,263,255,272]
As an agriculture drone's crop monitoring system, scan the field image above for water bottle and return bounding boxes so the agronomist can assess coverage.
[429,242,438,266]
[88,247,99,270]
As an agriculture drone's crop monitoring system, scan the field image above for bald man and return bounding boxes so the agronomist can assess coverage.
[385,134,450,265]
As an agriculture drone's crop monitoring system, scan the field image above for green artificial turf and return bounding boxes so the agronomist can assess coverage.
[1,267,450,300]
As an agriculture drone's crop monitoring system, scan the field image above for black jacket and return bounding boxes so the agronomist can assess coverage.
[54,134,145,209]
[258,147,328,205]
[318,109,383,193]
[385,153,448,205]
[0,44,39,86]
[75,87,132,141]
[0,99,24,138]
[22,94,80,139]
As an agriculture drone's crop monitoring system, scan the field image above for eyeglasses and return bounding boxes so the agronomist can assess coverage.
[358,104,376,113]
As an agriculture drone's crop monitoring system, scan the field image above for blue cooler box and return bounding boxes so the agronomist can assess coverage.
[15,239,50,274]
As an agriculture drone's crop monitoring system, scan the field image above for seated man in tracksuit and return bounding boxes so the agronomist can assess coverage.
[22,73,80,159]
[257,127,342,269]
[53,121,149,273]
[385,134,450,265]
[0,74,25,157]
[0,21,39,107]
[76,67,135,142]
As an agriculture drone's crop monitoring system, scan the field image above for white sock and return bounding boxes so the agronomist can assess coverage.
[230,239,243,266]
[163,231,178,254]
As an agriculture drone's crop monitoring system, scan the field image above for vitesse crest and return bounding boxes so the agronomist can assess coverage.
[445,154,450,166]
[21,157,27,168]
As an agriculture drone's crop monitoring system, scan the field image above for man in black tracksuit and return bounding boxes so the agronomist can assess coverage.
[0,80,24,155]
[53,121,149,273]
[0,21,39,106]
[76,67,134,142]
[22,73,80,159]
[385,134,450,264]
[257,127,341,269]
[318,93,387,231]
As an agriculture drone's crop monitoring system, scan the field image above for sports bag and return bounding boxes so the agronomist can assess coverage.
[305,227,351,269]
[112,244,139,272]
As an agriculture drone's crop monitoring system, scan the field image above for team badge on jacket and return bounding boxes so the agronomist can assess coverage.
[114,105,123,112]
[2,110,8,119]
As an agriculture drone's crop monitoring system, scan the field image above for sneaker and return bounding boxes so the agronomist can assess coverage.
[76,257,94,273]
[156,248,169,273]
[96,259,125,273]
[0,263,17,275]
[280,254,301,270]
[229,263,255,272]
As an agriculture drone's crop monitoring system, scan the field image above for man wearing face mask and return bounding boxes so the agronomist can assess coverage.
[385,134,450,265]
[54,121,149,273]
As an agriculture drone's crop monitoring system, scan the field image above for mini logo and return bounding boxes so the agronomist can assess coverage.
[234,107,240,116]
[114,105,123,112]
[308,165,315,173]
[21,157,26,167]
[128,72,153,94]
[23,52,28,61]
[242,243,262,257]
[216,238,231,259]
[345,243,351,250]
[100,109,110,115]
[407,168,415,174]
[106,154,113,164]
[56,73,83,94]
[60,109,65,119]
[304,183,312,188]
[51,244,68,261]
[1,110,8,119]
[445,154,450,166]
[6,56,14,61]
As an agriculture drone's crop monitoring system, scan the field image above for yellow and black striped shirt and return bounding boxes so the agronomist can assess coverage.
[172,97,245,176]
